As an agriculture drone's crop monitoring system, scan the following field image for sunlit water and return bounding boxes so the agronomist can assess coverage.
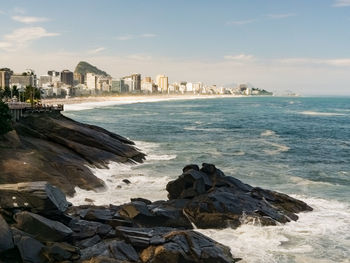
[64,97,350,263]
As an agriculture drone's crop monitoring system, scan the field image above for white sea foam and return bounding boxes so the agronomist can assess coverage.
[183,126,227,132]
[290,176,334,186]
[300,111,346,116]
[198,196,350,263]
[68,161,169,206]
[63,96,234,112]
[261,130,277,137]
[263,141,290,155]
[232,151,246,156]
[67,156,350,262]
[146,154,177,161]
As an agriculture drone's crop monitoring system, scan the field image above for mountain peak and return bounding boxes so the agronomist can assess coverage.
[74,61,109,77]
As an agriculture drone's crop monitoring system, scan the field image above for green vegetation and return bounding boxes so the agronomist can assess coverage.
[252,88,273,96]
[74,61,109,77]
[0,101,12,135]
[0,86,40,102]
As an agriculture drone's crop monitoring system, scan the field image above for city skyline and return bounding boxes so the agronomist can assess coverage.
[1,0,350,95]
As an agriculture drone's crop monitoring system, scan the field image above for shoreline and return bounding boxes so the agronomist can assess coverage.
[41,94,244,111]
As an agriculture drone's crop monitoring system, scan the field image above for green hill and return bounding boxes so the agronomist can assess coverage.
[74,61,109,77]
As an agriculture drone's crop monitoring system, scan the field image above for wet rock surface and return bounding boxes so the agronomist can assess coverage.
[0,178,241,262]
[0,112,145,196]
[0,163,312,262]
[167,163,313,229]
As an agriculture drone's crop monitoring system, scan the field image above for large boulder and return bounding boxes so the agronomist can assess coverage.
[0,215,14,253]
[80,239,139,262]
[116,227,240,263]
[41,242,80,262]
[0,181,70,218]
[117,199,192,229]
[167,163,312,229]
[14,211,73,242]
[68,218,113,240]
[11,227,46,263]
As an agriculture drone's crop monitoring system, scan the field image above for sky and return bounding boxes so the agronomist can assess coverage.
[0,0,350,95]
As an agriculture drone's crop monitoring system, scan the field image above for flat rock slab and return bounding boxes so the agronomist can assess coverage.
[0,181,70,217]
[14,211,73,242]
[116,227,240,263]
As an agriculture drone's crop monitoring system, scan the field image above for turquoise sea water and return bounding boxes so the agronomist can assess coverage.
[65,97,350,263]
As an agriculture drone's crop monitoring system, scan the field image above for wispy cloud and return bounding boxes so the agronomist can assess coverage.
[333,0,350,7]
[116,33,157,41]
[88,47,106,54]
[0,27,59,51]
[224,54,255,61]
[12,15,49,24]
[227,19,256,25]
[266,13,296,19]
[0,10,5,15]
[278,57,350,66]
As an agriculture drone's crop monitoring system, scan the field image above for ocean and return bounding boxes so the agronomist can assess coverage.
[64,97,350,263]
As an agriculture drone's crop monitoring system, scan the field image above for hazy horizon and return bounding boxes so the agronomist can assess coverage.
[1,0,350,95]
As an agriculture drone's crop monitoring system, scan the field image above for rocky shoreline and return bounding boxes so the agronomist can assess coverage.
[0,163,312,262]
[0,113,313,262]
[0,112,145,195]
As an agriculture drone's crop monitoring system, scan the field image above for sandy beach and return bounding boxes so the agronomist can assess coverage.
[42,94,242,111]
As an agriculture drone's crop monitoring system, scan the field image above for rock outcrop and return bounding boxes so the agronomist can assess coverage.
[166,163,313,228]
[0,181,240,263]
[0,112,145,195]
[0,165,313,262]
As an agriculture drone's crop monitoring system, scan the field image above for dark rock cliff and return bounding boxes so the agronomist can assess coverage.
[0,112,145,196]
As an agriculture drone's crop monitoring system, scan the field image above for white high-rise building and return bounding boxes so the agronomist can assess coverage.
[86,73,97,90]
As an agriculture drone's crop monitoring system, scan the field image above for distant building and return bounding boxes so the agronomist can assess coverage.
[61,70,74,86]
[192,82,202,93]
[48,70,60,83]
[39,75,52,87]
[10,72,36,88]
[186,83,193,93]
[111,79,124,93]
[74,72,85,84]
[141,82,153,93]
[96,76,112,93]
[123,77,134,93]
[86,73,97,91]
[131,73,141,91]
[157,75,168,93]
[143,76,152,83]
[0,68,12,88]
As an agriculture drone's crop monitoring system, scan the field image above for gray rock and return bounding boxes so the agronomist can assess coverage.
[14,211,73,242]
[167,163,312,229]
[80,239,138,262]
[12,229,46,263]
[0,215,14,253]
[0,181,70,217]
[41,242,80,262]
[69,219,112,240]
[117,200,192,229]
[76,235,102,249]
[116,227,240,263]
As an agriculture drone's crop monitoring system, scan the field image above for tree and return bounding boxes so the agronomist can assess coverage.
[12,86,19,98]
[3,86,11,98]
[0,101,12,135]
